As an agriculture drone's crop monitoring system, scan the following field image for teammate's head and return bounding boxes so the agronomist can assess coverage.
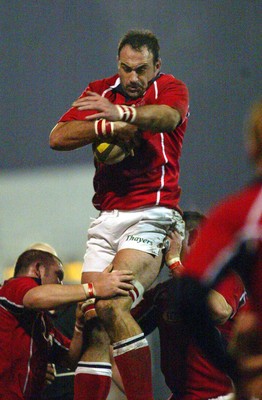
[117,30,161,99]
[245,99,262,170]
[14,243,64,285]
[24,242,58,257]
[181,211,207,260]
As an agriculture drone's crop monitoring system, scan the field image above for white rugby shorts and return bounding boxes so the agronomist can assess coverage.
[82,206,184,273]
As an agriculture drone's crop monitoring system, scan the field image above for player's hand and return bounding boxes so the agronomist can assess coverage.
[75,302,85,326]
[94,264,134,298]
[113,121,139,143]
[45,363,56,386]
[164,231,183,265]
[228,311,262,399]
[72,92,121,122]
[164,231,184,278]
[81,298,97,321]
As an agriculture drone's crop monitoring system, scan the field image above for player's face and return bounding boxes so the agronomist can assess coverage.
[118,44,161,99]
[42,260,64,285]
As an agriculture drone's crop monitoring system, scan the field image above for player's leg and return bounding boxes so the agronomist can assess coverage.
[74,318,112,400]
[74,214,116,400]
[95,248,163,400]
[75,207,184,399]
[94,207,183,400]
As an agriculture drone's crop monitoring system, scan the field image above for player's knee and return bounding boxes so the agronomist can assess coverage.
[95,297,131,323]
[83,318,110,348]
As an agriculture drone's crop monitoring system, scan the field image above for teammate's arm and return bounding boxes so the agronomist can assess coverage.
[59,303,85,369]
[23,265,134,310]
[207,289,233,325]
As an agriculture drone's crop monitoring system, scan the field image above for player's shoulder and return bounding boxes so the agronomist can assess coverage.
[1,276,35,287]
[2,277,39,296]
[202,181,262,239]
[89,74,120,93]
[157,72,187,87]
[0,277,39,310]
[211,180,262,219]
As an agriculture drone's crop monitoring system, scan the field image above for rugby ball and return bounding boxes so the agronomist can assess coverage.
[93,139,133,165]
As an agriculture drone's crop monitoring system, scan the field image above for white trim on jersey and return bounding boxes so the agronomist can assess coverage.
[101,77,121,97]
[242,185,262,240]
[153,80,158,99]
[156,132,168,205]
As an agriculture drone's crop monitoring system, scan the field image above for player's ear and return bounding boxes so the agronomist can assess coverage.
[35,262,45,279]
[155,58,162,74]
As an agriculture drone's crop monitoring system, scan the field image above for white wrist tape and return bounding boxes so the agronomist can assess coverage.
[94,119,115,137]
[116,105,137,123]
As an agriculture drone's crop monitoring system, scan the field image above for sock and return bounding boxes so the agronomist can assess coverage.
[74,362,112,400]
[113,333,154,400]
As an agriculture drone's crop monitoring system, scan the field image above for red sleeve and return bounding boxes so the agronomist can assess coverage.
[58,83,96,122]
[58,78,111,122]
[156,75,189,122]
[182,198,238,282]
[4,277,39,305]
[214,271,246,316]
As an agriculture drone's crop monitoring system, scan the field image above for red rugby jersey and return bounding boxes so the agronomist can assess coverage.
[183,179,262,325]
[133,271,247,399]
[59,73,189,211]
[0,277,71,400]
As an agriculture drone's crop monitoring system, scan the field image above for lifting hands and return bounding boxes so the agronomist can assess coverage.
[164,230,184,277]
[93,264,135,298]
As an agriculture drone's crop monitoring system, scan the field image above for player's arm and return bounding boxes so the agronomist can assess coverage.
[55,303,85,370]
[164,230,184,278]
[128,104,181,133]
[207,289,233,325]
[23,265,134,310]
[73,92,181,133]
[228,311,262,400]
[49,121,97,150]
[49,120,138,151]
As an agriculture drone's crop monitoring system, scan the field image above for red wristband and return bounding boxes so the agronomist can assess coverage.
[168,260,183,271]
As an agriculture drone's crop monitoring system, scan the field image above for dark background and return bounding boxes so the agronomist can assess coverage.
[1,2,261,398]
[1,0,261,208]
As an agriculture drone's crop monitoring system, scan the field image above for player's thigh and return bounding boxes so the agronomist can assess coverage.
[112,248,162,290]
